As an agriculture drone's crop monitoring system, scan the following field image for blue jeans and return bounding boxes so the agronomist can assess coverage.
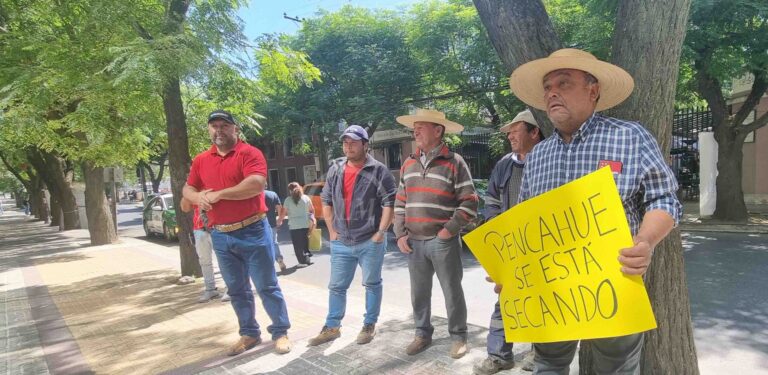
[486,300,514,363]
[211,219,291,339]
[271,225,283,261]
[325,238,386,328]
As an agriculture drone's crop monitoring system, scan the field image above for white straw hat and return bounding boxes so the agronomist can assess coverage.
[509,48,634,111]
[499,109,539,133]
[396,108,464,134]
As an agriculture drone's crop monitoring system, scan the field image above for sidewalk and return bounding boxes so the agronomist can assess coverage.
[0,209,533,375]
[679,201,768,233]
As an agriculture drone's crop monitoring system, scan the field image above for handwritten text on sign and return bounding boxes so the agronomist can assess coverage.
[462,167,656,343]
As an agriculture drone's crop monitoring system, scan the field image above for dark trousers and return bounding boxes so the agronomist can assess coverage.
[289,228,311,264]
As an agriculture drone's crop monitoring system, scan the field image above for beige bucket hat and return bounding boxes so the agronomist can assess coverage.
[509,48,634,112]
[499,109,539,133]
[396,108,464,134]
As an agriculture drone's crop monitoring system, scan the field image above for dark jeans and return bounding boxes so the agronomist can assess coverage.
[211,219,291,340]
[289,228,311,264]
[486,300,514,363]
[533,334,643,375]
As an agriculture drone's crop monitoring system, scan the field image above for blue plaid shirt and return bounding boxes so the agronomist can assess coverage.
[519,113,682,236]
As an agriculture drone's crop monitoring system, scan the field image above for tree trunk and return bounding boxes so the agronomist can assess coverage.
[472,0,560,134]
[82,161,117,245]
[712,130,748,222]
[49,189,63,229]
[26,149,80,229]
[474,0,699,373]
[163,78,201,278]
[595,1,698,374]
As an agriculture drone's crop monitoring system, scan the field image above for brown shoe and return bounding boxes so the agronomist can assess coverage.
[226,335,261,356]
[274,335,292,354]
[307,326,341,346]
[449,340,468,359]
[356,324,376,345]
[405,336,432,355]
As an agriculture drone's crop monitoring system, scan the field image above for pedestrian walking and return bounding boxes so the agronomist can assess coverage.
[183,109,292,356]
[473,109,544,375]
[264,188,287,272]
[278,182,315,267]
[507,48,681,373]
[393,108,479,359]
[307,125,396,347]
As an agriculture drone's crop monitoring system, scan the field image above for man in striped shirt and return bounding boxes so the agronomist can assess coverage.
[508,49,681,374]
[474,109,544,375]
[393,108,479,359]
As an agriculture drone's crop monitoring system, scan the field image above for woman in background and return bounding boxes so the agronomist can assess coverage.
[278,182,315,267]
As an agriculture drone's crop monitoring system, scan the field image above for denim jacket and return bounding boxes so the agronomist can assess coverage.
[321,155,396,246]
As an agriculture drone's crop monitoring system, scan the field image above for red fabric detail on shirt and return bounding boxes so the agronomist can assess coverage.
[186,141,267,226]
[343,162,363,223]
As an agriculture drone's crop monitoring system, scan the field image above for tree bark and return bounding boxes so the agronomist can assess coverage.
[713,131,748,221]
[474,0,699,373]
[82,161,117,245]
[26,148,80,229]
[472,0,559,135]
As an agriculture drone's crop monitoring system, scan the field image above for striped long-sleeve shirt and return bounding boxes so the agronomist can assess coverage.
[393,143,478,240]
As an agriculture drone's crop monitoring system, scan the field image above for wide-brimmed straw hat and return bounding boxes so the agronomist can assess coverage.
[499,109,539,133]
[396,108,464,134]
[509,48,634,112]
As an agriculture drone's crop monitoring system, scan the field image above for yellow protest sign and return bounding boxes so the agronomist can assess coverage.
[463,167,656,343]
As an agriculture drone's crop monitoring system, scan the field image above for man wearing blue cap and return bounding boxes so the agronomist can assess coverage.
[308,125,397,346]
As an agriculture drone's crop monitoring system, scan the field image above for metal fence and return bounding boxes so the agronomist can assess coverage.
[671,106,713,201]
[450,132,502,180]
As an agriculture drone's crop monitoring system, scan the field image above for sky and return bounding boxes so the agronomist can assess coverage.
[238,0,422,40]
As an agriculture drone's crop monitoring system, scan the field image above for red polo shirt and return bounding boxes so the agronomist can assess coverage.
[187,141,267,226]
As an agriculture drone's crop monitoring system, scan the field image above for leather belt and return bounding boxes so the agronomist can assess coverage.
[213,213,266,233]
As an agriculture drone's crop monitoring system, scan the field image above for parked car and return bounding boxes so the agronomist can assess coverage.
[303,181,325,222]
[142,193,178,241]
[462,179,489,233]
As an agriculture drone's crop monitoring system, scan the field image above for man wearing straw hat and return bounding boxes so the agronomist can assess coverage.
[507,49,681,373]
[474,108,544,374]
[394,108,479,359]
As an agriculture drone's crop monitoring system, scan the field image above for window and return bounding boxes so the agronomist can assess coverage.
[262,142,277,159]
[286,167,297,185]
[268,169,281,196]
[284,138,295,157]
[387,143,402,169]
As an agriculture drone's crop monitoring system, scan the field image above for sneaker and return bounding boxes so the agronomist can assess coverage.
[274,335,292,354]
[521,350,535,371]
[220,291,231,302]
[226,335,261,356]
[356,324,376,345]
[307,326,341,346]
[277,259,287,272]
[197,289,220,303]
[473,357,514,375]
[450,340,468,359]
[405,336,432,356]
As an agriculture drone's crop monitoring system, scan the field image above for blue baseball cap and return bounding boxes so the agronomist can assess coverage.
[339,125,369,142]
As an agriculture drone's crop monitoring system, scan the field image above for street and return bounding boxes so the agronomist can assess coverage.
[1,203,766,374]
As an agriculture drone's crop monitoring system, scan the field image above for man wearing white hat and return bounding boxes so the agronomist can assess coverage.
[508,49,681,373]
[393,108,479,359]
[474,109,544,375]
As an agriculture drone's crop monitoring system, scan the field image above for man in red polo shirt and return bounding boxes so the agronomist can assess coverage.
[183,109,292,356]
